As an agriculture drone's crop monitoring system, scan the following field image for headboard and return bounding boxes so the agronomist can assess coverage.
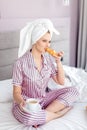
[0,31,20,80]
[0,19,70,80]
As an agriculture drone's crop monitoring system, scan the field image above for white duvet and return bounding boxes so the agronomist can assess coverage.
[64,65,87,102]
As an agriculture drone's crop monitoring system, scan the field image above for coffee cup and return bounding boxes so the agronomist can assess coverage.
[26,98,41,111]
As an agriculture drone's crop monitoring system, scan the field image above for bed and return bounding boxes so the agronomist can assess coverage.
[0,66,87,130]
[0,29,87,130]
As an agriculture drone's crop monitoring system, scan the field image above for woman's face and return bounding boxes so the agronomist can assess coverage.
[35,32,51,53]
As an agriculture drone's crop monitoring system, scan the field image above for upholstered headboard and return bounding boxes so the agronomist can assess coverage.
[0,19,70,80]
[0,31,20,80]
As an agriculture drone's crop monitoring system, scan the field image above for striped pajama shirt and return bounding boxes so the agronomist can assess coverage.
[12,51,79,126]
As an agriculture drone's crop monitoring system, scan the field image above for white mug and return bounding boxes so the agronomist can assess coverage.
[26,98,41,111]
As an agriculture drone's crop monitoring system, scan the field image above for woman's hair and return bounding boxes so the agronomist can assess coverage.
[47,30,50,34]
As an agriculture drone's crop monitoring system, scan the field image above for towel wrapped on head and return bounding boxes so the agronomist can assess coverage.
[18,18,60,58]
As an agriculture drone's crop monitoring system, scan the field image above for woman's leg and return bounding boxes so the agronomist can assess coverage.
[46,100,65,112]
[46,106,72,123]
[12,102,71,127]
[33,106,72,127]
[12,103,46,126]
[12,87,79,126]
[41,87,79,113]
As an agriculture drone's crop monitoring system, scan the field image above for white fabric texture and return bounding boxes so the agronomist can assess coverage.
[64,65,87,102]
[48,65,87,102]
[0,79,13,102]
[18,18,59,58]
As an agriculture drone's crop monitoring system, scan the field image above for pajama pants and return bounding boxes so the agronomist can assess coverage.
[12,87,79,126]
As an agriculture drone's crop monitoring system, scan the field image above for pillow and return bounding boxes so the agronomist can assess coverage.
[0,79,13,102]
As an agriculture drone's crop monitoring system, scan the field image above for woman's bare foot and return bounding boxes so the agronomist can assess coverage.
[33,125,38,128]
[46,106,72,123]
[56,106,72,117]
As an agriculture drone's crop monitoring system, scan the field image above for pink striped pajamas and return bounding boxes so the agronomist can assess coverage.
[12,51,79,126]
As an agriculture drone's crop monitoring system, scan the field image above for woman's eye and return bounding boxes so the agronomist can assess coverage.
[42,40,51,43]
[49,41,51,43]
[42,40,46,42]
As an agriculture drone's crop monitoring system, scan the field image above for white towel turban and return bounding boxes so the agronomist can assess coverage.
[18,18,60,58]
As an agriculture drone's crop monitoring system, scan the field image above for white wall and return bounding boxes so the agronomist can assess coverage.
[0,0,70,65]
[0,0,70,18]
[0,0,70,30]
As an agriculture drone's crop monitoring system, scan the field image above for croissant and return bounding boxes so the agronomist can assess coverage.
[45,48,59,57]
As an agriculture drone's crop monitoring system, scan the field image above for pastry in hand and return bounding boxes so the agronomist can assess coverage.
[45,48,60,57]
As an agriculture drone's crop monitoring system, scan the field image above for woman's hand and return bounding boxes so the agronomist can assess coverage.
[19,100,26,111]
[55,51,64,63]
[52,51,65,85]
[45,48,64,59]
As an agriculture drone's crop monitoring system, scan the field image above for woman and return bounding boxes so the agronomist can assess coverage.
[12,19,79,127]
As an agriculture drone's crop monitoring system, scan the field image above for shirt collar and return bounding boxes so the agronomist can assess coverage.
[42,54,48,65]
[27,50,48,67]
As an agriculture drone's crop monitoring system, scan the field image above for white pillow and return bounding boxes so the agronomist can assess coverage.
[0,79,13,102]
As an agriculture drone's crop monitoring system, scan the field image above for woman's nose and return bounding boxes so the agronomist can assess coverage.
[47,43,50,47]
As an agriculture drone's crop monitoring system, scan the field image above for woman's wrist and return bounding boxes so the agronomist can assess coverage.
[56,59,62,66]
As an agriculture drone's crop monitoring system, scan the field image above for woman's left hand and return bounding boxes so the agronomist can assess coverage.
[55,51,64,63]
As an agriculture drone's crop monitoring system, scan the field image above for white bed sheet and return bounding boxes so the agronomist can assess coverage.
[0,102,87,130]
